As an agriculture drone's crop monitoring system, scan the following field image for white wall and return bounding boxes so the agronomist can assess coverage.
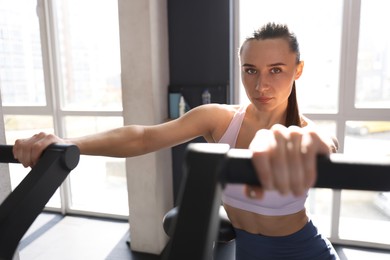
[118,0,173,254]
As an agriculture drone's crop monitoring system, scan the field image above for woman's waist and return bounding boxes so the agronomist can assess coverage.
[224,204,309,236]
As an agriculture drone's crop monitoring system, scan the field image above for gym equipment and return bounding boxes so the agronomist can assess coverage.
[1,142,389,260]
[0,144,80,260]
[163,143,390,260]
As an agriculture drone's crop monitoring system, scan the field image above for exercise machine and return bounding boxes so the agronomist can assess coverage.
[0,142,389,260]
[0,144,80,260]
[163,143,390,260]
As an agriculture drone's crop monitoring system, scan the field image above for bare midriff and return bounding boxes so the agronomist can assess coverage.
[223,204,308,236]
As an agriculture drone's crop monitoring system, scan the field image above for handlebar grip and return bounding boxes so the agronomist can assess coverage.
[0,145,19,164]
[0,144,80,171]
[223,149,390,191]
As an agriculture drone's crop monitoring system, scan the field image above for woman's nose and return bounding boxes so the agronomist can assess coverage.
[255,76,268,91]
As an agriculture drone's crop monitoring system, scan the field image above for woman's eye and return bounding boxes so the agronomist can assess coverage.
[245,68,257,75]
[270,67,282,74]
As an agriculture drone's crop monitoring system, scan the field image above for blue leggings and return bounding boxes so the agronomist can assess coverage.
[234,220,339,260]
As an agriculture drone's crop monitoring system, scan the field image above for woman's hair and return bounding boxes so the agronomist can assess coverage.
[240,23,302,127]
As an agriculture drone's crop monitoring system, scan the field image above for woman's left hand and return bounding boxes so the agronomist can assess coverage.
[246,124,332,198]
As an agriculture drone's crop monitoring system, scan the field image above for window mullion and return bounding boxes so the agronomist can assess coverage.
[38,0,70,215]
[327,0,362,243]
[330,190,342,241]
[341,0,361,117]
[36,0,56,113]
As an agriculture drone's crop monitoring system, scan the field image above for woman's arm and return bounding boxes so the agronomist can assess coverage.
[12,104,231,168]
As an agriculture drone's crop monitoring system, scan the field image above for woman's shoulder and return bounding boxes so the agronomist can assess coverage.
[192,103,242,114]
[188,104,241,132]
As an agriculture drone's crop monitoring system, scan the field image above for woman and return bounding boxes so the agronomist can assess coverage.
[13,23,339,259]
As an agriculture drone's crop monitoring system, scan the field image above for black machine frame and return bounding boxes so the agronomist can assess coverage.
[0,144,80,260]
[163,143,390,260]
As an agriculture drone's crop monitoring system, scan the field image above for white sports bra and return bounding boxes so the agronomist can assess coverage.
[219,105,308,216]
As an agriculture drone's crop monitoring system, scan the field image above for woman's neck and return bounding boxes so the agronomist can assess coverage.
[247,103,288,129]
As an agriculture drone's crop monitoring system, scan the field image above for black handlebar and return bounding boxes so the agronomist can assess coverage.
[223,148,390,191]
[0,144,79,170]
[0,145,19,164]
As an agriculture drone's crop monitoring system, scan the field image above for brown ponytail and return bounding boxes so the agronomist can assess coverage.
[285,82,301,127]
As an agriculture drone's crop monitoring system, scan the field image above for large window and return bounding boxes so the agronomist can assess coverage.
[0,0,127,219]
[355,0,390,109]
[0,1,45,106]
[237,0,390,250]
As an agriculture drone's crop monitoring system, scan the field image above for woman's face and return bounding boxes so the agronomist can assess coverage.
[240,38,303,113]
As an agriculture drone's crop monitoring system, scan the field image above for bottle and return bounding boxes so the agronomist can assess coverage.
[179,95,186,117]
[202,89,211,104]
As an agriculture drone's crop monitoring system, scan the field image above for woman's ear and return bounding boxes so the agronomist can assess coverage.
[295,61,304,79]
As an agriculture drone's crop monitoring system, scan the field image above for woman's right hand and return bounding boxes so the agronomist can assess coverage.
[13,132,67,168]
[246,124,332,197]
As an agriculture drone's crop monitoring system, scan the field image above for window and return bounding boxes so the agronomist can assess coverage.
[54,0,122,111]
[237,0,390,250]
[341,120,390,245]
[355,0,390,109]
[0,0,127,219]
[0,1,46,106]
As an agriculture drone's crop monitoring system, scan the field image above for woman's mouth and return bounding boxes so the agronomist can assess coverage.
[256,97,273,103]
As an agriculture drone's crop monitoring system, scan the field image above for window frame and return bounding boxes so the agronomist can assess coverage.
[2,0,126,220]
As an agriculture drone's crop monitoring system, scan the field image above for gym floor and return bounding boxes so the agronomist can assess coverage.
[18,212,390,260]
